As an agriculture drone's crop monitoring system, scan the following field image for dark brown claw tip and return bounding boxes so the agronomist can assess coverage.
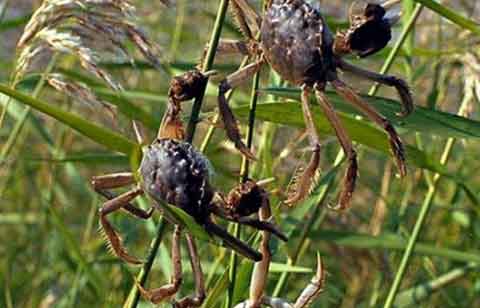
[236,141,257,161]
[285,145,321,205]
[388,133,407,177]
[331,152,358,211]
[394,79,414,117]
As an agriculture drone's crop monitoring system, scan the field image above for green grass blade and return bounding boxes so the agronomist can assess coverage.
[414,0,480,35]
[232,102,457,176]
[0,83,139,156]
[312,230,480,263]
[394,263,478,307]
[261,88,480,139]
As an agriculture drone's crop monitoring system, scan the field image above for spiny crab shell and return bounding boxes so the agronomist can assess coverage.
[261,0,336,86]
[140,138,214,222]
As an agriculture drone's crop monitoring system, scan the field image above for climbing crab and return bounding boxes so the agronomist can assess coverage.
[91,73,287,306]
[211,0,413,209]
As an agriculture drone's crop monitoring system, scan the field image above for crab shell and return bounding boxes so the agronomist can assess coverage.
[261,0,336,86]
[139,138,214,222]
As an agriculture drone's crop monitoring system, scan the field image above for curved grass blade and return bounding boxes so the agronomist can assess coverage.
[24,152,129,165]
[233,101,479,205]
[262,88,480,139]
[413,0,480,35]
[312,230,480,264]
[232,102,449,175]
[0,83,139,156]
[393,263,478,307]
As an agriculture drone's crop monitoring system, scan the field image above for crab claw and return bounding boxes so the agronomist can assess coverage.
[293,253,326,308]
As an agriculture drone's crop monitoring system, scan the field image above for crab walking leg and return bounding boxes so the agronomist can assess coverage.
[236,217,287,242]
[200,39,254,69]
[315,86,358,210]
[95,188,154,219]
[209,204,287,241]
[137,225,183,304]
[337,59,413,116]
[158,98,185,140]
[250,203,273,308]
[258,256,325,308]
[92,173,153,221]
[292,254,326,308]
[232,0,262,38]
[175,234,206,308]
[216,39,253,56]
[204,220,262,261]
[98,187,144,264]
[331,79,407,177]
[91,172,135,190]
[218,58,265,160]
[284,86,321,205]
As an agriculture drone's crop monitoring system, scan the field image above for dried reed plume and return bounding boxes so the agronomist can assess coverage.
[15,0,163,101]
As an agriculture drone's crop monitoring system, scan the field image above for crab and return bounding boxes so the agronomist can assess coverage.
[209,0,413,209]
[91,72,287,306]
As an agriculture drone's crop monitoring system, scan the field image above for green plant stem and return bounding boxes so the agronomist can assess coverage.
[394,263,478,307]
[225,68,261,308]
[123,219,167,308]
[0,56,57,162]
[383,82,471,308]
[240,72,260,182]
[169,0,186,61]
[186,0,229,142]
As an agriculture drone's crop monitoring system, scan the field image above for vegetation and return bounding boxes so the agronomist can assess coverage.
[0,0,479,307]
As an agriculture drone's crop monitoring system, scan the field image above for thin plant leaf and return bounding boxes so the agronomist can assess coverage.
[262,88,480,139]
[0,83,139,156]
[313,230,480,264]
[413,0,480,35]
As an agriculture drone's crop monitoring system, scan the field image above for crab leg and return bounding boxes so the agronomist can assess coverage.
[209,205,287,241]
[292,254,326,308]
[337,59,413,116]
[175,234,206,308]
[91,172,135,190]
[96,189,154,219]
[236,217,287,242]
[232,0,261,39]
[211,39,253,56]
[284,85,321,205]
[137,225,183,304]
[259,255,326,308]
[331,79,407,177]
[199,39,254,69]
[204,220,262,261]
[92,172,153,225]
[249,202,273,308]
[158,97,185,140]
[98,187,144,264]
[218,58,265,160]
[315,86,358,210]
